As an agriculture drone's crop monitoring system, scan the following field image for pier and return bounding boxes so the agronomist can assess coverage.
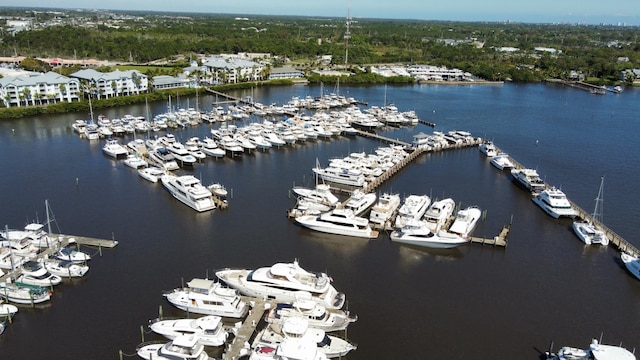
[206,88,253,105]
[493,144,639,256]
[223,298,275,360]
[0,233,117,285]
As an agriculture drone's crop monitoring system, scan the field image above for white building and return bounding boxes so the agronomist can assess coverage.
[268,66,304,80]
[152,75,191,90]
[0,71,80,107]
[406,65,470,81]
[202,57,264,84]
[70,68,148,98]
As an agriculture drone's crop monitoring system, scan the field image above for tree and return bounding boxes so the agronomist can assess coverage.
[59,84,66,102]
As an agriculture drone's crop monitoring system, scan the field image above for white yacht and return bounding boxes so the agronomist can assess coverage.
[54,246,91,263]
[292,184,340,207]
[138,166,166,183]
[0,282,51,304]
[167,142,197,167]
[200,137,226,158]
[511,168,546,194]
[17,260,62,287]
[265,299,357,333]
[252,318,356,359]
[219,135,244,157]
[295,209,377,239]
[149,315,228,347]
[423,198,456,232]
[216,260,346,310]
[247,131,273,151]
[123,154,148,169]
[136,334,211,360]
[478,141,497,157]
[164,278,248,318]
[161,174,216,212]
[391,219,467,249]
[573,177,609,245]
[621,253,640,281]
[546,338,636,360]
[312,166,366,187]
[343,190,377,216]
[394,194,431,228]
[149,147,180,171]
[102,138,129,158]
[251,320,328,360]
[449,206,482,238]
[44,258,89,278]
[369,193,401,227]
[532,187,578,218]
[490,153,515,170]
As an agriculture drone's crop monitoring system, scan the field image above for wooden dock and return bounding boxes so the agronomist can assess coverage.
[468,225,509,247]
[493,144,639,256]
[0,233,117,285]
[223,298,275,360]
[206,88,254,105]
[353,129,411,147]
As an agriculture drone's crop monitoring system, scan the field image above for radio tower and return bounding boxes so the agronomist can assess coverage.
[344,7,351,67]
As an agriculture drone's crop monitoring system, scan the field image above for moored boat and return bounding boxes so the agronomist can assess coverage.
[161,174,216,212]
[149,315,228,347]
[164,278,247,318]
[449,206,481,238]
[532,187,578,219]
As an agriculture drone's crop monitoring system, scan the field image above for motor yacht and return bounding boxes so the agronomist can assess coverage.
[295,209,377,239]
[44,258,89,278]
[17,260,62,287]
[478,141,497,157]
[368,193,401,227]
[490,153,514,170]
[123,154,148,169]
[216,260,346,310]
[391,219,467,248]
[423,198,456,232]
[546,338,635,360]
[200,137,226,158]
[251,320,328,360]
[149,147,180,171]
[136,334,211,360]
[532,187,578,218]
[394,194,431,228]
[164,278,247,318]
[311,166,366,187]
[167,142,197,167]
[149,315,228,347]
[138,166,166,183]
[343,190,376,217]
[265,299,357,333]
[621,253,640,281]
[219,135,244,157]
[247,131,273,151]
[252,318,356,359]
[511,168,546,194]
[0,302,18,318]
[449,206,482,238]
[102,138,128,158]
[54,246,91,263]
[161,174,216,212]
[0,281,51,304]
[292,184,340,207]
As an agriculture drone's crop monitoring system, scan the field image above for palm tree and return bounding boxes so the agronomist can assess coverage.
[111,80,117,98]
[59,84,66,103]
[22,88,31,106]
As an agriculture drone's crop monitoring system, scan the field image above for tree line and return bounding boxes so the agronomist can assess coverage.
[0,9,638,84]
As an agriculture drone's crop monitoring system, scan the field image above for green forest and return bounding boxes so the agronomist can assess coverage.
[1,8,639,84]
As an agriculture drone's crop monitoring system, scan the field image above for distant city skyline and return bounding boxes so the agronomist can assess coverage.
[2,1,639,25]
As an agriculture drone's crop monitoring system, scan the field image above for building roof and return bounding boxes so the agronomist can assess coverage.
[202,58,261,70]
[152,75,189,86]
[71,68,146,82]
[0,71,76,87]
[269,66,303,75]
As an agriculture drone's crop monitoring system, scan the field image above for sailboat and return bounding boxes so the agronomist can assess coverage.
[572,177,609,245]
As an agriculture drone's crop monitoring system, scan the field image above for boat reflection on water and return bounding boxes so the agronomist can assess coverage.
[394,242,464,264]
[296,227,370,256]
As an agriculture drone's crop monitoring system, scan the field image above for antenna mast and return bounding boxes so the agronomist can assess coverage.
[344,7,351,66]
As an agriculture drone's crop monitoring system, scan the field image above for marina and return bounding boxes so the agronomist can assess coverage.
[0,83,639,359]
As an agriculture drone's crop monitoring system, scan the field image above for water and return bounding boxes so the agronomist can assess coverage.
[0,83,639,359]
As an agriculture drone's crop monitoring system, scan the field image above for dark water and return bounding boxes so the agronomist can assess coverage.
[0,83,639,359]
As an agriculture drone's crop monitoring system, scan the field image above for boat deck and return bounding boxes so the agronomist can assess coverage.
[223,297,276,360]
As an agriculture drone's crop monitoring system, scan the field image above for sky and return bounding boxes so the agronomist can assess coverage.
[3,0,639,25]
